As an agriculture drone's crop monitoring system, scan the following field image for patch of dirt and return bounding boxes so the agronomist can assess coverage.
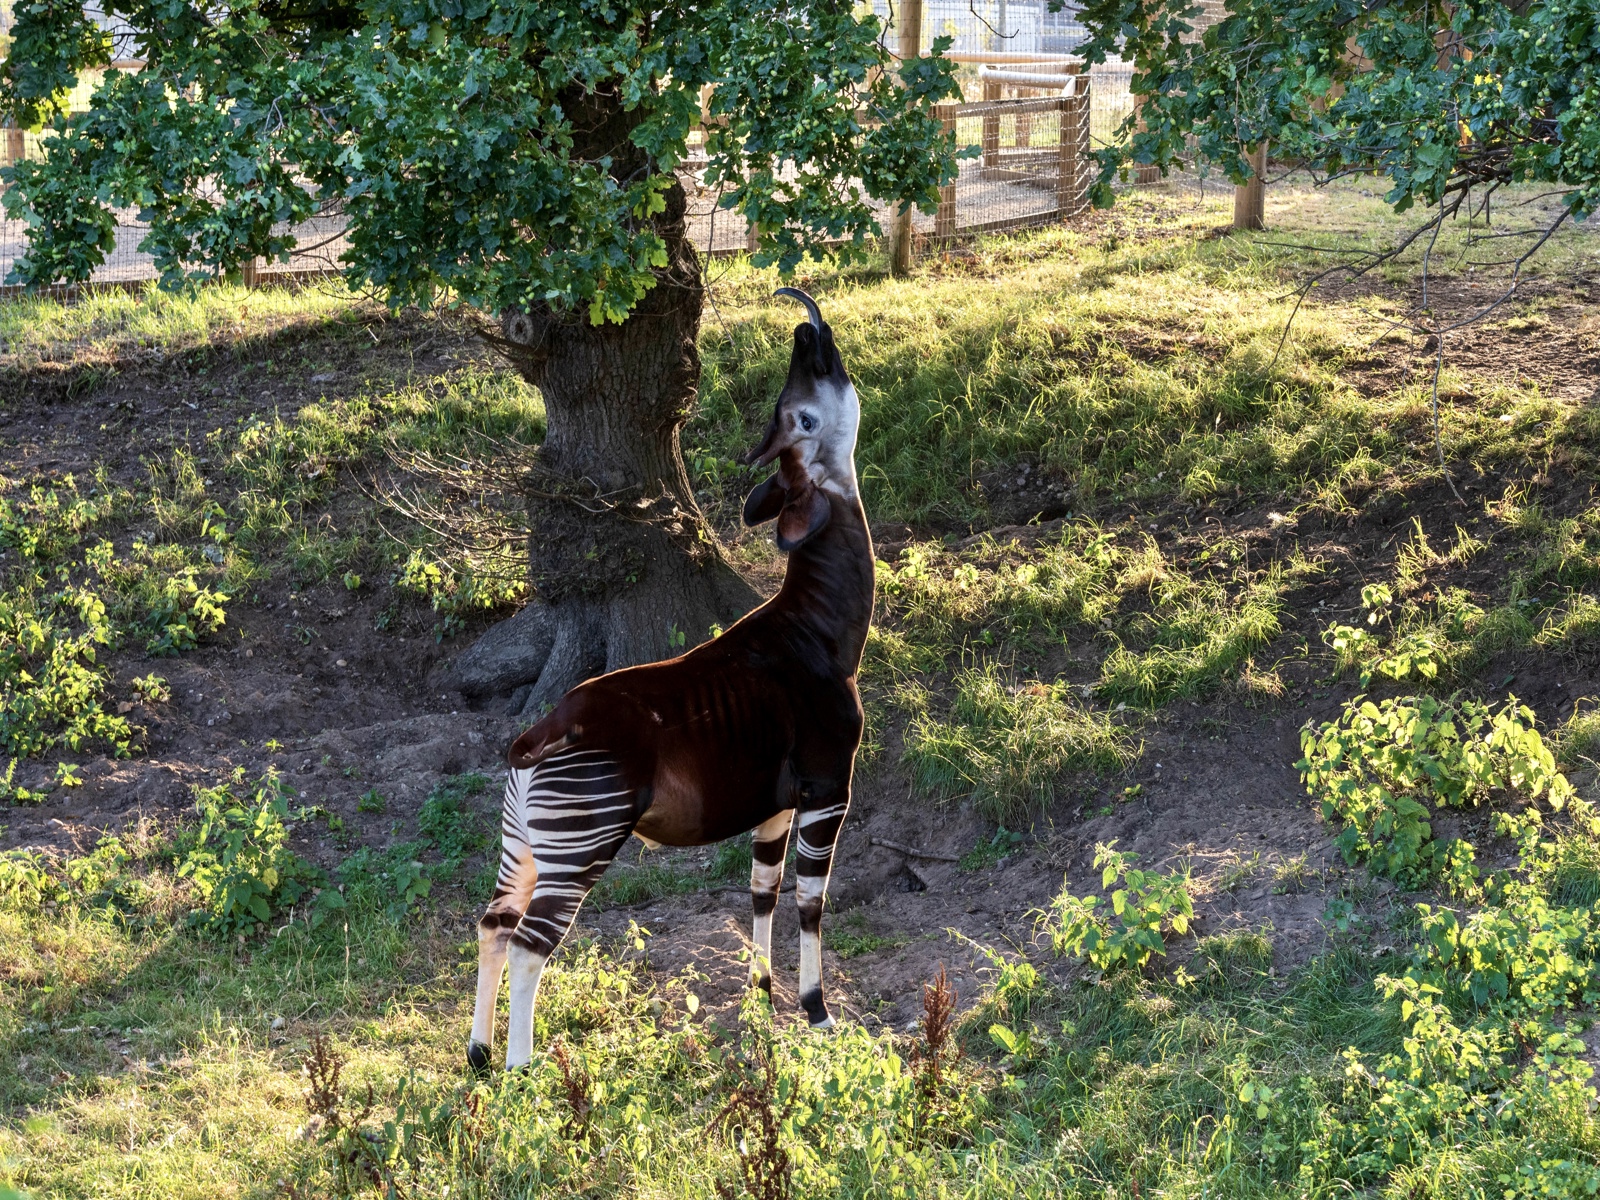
[1314,272,1600,406]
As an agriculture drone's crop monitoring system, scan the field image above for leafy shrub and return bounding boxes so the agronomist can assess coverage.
[178,771,324,935]
[0,574,134,757]
[1298,695,1573,886]
[1409,885,1600,1013]
[136,568,229,656]
[0,849,56,910]
[394,550,523,640]
[0,472,225,758]
[1039,841,1193,973]
[904,664,1135,822]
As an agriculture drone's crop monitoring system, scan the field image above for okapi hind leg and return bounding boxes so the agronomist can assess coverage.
[467,773,540,1073]
[504,751,641,1069]
[793,787,850,1029]
[748,809,795,993]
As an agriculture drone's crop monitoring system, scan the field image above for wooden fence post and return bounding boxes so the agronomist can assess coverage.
[2,126,23,168]
[240,257,259,288]
[890,0,923,275]
[1233,142,1266,231]
[982,79,1001,170]
[1055,81,1090,218]
[1131,95,1159,185]
[934,103,958,240]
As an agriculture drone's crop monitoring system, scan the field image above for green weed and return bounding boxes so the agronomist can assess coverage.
[958,827,1027,872]
[825,912,910,959]
[1299,694,1573,886]
[176,771,327,936]
[1040,841,1195,973]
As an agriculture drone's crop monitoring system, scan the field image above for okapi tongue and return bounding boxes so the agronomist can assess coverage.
[742,410,781,466]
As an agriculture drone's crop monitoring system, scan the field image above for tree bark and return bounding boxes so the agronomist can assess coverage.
[488,89,757,717]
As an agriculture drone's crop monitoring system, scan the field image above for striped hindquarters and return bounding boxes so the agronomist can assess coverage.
[506,749,640,956]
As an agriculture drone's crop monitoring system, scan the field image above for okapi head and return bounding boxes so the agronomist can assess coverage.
[741,287,861,552]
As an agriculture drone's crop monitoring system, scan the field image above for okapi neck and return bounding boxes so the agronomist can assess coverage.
[773,493,875,675]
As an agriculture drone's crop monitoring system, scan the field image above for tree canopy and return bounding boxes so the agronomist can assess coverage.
[1,0,961,318]
[1078,0,1599,230]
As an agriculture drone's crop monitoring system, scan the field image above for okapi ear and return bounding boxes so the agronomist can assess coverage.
[742,473,785,526]
[775,477,831,552]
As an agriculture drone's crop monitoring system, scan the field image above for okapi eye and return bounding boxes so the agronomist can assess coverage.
[799,413,815,432]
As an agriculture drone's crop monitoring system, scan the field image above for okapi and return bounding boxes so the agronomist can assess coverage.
[469,288,874,1072]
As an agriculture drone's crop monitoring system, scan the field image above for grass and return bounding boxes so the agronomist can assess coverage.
[5,176,1600,1197]
[694,185,1600,532]
[590,837,755,909]
[10,817,1600,1198]
[903,664,1137,822]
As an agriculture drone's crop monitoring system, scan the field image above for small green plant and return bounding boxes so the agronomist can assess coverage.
[1039,842,1194,974]
[418,773,489,867]
[130,673,171,703]
[54,762,82,788]
[1215,849,1260,893]
[0,759,46,805]
[356,788,386,814]
[338,845,431,920]
[958,827,1026,871]
[824,912,908,959]
[342,571,362,591]
[178,771,324,935]
[1271,853,1318,893]
[1299,694,1574,886]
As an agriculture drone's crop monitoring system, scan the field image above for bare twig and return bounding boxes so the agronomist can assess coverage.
[871,837,959,862]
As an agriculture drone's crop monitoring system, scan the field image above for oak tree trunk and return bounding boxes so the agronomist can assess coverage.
[489,90,757,716]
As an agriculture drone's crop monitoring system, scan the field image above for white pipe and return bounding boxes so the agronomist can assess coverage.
[977,65,1085,90]
[942,51,1084,64]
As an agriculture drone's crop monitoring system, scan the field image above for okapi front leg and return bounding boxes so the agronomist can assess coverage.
[794,786,850,1029]
[749,809,794,993]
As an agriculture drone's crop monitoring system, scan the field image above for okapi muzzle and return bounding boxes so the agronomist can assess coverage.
[469,287,875,1073]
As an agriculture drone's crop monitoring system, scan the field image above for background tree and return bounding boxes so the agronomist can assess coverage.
[0,0,961,708]
[1078,0,1597,244]
[1074,0,1598,482]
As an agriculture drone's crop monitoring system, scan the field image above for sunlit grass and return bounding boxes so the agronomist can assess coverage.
[0,280,369,371]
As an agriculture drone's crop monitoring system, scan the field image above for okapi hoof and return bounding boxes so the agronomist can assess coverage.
[800,988,834,1029]
[466,1040,492,1077]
